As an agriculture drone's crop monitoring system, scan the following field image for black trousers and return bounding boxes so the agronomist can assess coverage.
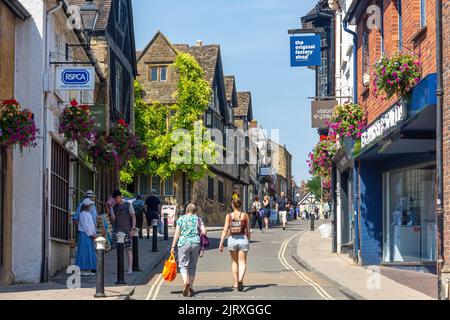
[251,213,263,231]
[135,214,143,238]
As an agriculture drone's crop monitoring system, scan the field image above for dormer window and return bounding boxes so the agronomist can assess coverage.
[149,66,168,82]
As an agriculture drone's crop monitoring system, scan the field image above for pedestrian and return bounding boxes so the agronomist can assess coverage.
[75,198,98,276]
[110,189,137,274]
[270,196,278,224]
[277,192,288,231]
[72,190,98,228]
[263,195,271,229]
[250,195,263,233]
[144,189,161,240]
[170,203,206,297]
[132,195,145,239]
[219,199,251,292]
[302,209,307,221]
[295,205,300,220]
[311,208,316,231]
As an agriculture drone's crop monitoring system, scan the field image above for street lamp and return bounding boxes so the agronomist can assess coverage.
[79,0,100,33]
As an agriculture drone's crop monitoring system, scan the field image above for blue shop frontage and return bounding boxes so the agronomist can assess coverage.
[355,74,437,273]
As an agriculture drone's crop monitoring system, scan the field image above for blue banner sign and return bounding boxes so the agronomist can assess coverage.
[290,35,321,67]
[56,67,95,90]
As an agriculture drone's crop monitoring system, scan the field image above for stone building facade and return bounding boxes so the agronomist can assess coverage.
[136,31,246,225]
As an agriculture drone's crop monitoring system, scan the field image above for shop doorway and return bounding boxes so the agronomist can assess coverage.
[340,169,354,255]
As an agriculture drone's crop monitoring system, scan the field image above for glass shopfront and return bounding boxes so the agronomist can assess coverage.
[383,164,436,263]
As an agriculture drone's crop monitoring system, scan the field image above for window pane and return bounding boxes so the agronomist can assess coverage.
[150,67,158,81]
[420,0,426,27]
[164,176,174,196]
[208,177,214,200]
[160,67,167,81]
[218,181,224,204]
[152,176,161,196]
[139,175,149,196]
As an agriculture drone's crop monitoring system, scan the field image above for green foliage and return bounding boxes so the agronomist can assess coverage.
[121,53,217,183]
[306,176,322,200]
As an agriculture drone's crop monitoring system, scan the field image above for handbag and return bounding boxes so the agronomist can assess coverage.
[197,217,209,257]
[162,253,177,282]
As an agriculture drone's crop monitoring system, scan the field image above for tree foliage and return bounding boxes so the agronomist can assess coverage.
[121,53,217,183]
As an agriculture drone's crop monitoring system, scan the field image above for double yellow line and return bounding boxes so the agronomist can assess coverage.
[278,232,334,300]
[145,274,164,300]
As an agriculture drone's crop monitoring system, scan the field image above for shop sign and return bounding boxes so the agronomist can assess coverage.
[89,105,106,133]
[161,205,176,227]
[311,100,337,128]
[56,67,95,90]
[290,35,321,67]
[361,102,406,149]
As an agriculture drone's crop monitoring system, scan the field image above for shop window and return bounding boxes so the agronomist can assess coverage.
[208,177,214,200]
[383,165,436,263]
[164,175,174,196]
[218,181,224,204]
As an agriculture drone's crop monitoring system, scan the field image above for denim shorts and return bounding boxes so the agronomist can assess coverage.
[228,235,250,252]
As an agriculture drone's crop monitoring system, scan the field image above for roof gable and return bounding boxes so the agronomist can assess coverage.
[138,31,179,63]
[236,92,253,120]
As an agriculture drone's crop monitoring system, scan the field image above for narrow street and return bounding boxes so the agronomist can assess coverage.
[132,220,351,300]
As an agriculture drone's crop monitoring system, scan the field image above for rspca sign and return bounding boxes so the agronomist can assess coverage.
[56,67,95,90]
[290,35,321,67]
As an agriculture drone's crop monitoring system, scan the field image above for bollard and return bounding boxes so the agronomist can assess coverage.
[311,214,315,231]
[152,219,158,252]
[163,213,169,240]
[132,228,141,272]
[116,232,126,285]
[94,237,107,298]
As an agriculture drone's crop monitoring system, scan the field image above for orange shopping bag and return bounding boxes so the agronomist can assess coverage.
[162,253,177,282]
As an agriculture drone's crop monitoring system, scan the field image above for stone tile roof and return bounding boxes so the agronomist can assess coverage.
[178,45,219,87]
[236,92,251,117]
[68,0,112,31]
[224,76,236,102]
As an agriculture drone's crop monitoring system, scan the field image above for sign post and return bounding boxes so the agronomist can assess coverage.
[56,67,95,90]
[290,35,321,67]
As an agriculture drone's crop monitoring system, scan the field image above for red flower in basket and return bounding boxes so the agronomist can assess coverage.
[70,99,78,107]
[118,119,128,127]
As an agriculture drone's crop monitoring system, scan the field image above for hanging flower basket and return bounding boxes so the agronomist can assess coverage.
[59,99,96,146]
[89,135,120,168]
[372,51,422,99]
[307,139,338,181]
[0,99,38,152]
[327,103,367,140]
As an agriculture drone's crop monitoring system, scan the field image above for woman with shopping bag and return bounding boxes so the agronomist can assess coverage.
[170,203,207,297]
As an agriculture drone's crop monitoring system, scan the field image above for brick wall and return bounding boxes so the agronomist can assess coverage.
[356,0,437,124]
[442,0,450,271]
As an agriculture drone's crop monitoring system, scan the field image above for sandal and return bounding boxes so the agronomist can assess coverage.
[188,288,194,297]
[237,281,244,292]
[183,283,191,297]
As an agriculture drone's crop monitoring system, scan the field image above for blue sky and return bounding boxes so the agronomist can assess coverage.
[132,0,319,183]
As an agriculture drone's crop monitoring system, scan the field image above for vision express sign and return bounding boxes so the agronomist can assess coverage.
[311,100,337,128]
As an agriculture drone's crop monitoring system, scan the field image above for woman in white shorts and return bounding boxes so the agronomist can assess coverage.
[219,199,250,292]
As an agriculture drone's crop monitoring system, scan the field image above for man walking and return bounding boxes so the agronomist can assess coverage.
[110,189,137,274]
[277,192,288,231]
[132,195,145,239]
[145,189,161,240]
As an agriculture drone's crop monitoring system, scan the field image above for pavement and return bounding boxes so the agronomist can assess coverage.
[296,222,436,300]
[0,230,173,300]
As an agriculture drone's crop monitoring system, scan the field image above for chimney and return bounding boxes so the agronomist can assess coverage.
[196,40,203,47]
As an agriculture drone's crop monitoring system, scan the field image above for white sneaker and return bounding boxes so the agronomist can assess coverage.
[250,229,254,233]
